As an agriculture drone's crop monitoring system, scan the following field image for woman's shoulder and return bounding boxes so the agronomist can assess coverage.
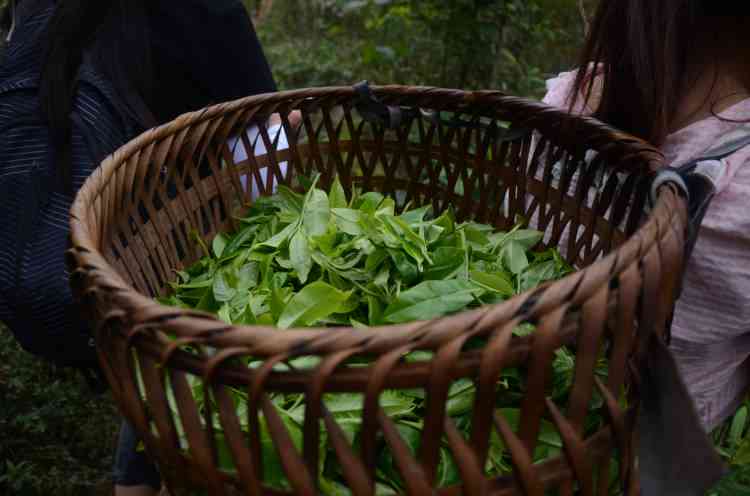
[663,101,750,187]
[720,124,750,192]
[542,69,577,108]
[541,64,602,116]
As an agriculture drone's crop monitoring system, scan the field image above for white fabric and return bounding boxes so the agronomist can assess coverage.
[228,122,289,199]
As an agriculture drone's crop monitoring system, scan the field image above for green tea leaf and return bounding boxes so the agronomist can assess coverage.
[374,267,390,291]
[730,407,749,449]
[367,295,384,326]
[733,437,750,465]
[423,224,446,244]
[277,185,304,214]
[195,286,219,312]
[236,303,257,325]
[519,260,558,292]
[174,275,214,290]
[191,230,212,259]
[507,229,543,250]
[375,197,396,217]
[352,237,375,255]
[551,348,576,398]
[513,323,536,337]
[432,208,455,234]
[157,294,189,308]
[399,205,432,225]
[375,484,398,496]
[487,428,512,474]
[270,275,292,322]
[303,188,331,237]
[377,422,421,489]
[404,351,434,362]
[259,413,302,489]
[248,293,268,317]
[312,223,339,256]
[383,215,430,266]
[290,229,313,284]
[436,448,460,487]
[276,257,293,270]
[463,222,492,249]
[384,280,479,324]
[217,303,232,324]
[236,262,259,291]
[365,248,388,273]
[255,253,274,288]
[423,247,465,280]
[212,233,229,258]
[355,191,385,213]
[213,270,236,302]
[336,294,361,315]
[332,208,363,236]
[256,222,298,250]
[329,175,348,209]
[470,270,514,297]
[446,379,475,416]
[223,224,258,256]
[277,281,351,329]
[501,241,529,275]
[350,318,369,328]
[387,250,419,286]
[496,408,563,455]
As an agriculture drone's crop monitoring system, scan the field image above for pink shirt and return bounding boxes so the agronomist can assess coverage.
[544,70,750,430]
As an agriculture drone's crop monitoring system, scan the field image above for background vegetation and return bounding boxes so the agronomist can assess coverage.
[248,0,589,98]
[1,0,748,494]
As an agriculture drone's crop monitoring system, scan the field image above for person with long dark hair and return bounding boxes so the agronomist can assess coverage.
[0,1,292,495]
[544,1,750,433]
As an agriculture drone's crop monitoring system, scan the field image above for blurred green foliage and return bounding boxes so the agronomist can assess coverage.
[0,327,119,495]
[249,0,588,98]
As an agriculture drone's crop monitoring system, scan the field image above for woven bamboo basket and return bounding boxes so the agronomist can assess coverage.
[67,85,687,496]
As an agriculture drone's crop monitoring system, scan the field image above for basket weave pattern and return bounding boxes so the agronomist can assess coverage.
[68,86,686,495]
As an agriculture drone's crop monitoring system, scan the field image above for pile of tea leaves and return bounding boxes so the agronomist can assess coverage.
[157,176,611,493]
[161,176,573,329]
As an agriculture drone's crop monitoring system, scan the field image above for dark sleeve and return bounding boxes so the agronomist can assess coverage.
[148,0,277,123]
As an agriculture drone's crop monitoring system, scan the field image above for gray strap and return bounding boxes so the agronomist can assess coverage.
[639,125,750,496]
[650,124,750,206]
[5,0,16,43]
[638,337,727,496]
[691,123,750,164]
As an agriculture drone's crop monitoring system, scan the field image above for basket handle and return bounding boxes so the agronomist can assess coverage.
[352,81,531,141]
[353,81,408,129]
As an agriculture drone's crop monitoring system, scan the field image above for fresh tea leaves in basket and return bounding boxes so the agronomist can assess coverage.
[160,175,574,327]
[157,175,612,493]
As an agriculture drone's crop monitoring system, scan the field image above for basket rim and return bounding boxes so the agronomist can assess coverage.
[68,84,684,358]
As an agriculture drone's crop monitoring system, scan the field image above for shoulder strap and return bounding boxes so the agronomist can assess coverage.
[638,125,750,496]
[677,123,750,174]
[653,123,750,218]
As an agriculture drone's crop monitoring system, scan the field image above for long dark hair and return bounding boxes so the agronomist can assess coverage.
[570,1,750,146]
[38,0,156,189]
